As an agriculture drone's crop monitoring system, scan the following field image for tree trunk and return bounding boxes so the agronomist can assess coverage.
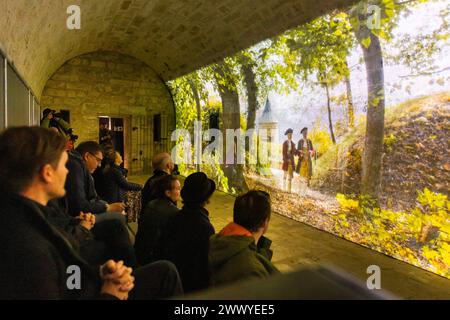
[242,61,258,168]
[242,63,257,130]
[325,83,336,144]
[344,60,355,129]
[215,64,248,193]
[188,79,202,172]
[359,32,385,200]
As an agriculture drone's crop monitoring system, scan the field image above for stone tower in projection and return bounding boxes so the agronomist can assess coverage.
[258,98,278,169]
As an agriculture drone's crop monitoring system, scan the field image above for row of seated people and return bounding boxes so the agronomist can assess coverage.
[0,126,279,299]
[135,153,279,293]
[0,127,181,299]
[53,140,139,267]
[83,145,280,293]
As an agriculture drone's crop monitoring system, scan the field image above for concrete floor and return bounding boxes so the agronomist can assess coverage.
[130,175,450,300]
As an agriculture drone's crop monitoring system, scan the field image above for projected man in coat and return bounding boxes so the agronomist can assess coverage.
[296,127,315,188]
[282,128,297,193]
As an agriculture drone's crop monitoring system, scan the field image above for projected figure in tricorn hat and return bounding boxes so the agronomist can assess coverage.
[296,127,315,188]
[282,128,297,193]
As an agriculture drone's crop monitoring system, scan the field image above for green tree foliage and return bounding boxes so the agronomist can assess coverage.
[235,41,303,128]
[309,121,334,157]
[334,189,450,278]
[168,68,234,191]
[279,12,355,144]
[385,0,449,89]
[284,12,355,83]
[169,77,198,130]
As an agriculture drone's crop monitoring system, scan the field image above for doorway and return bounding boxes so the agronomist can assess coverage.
[99,116,129,169]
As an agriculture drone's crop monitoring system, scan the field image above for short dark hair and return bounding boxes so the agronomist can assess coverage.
[75,141,102,158]
[155,175,179,199]
[100,147,118,174]
[0,126,67,193]
[233,190,271,232]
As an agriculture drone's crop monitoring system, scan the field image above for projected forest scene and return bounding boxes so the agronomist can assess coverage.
[168,0,450,279]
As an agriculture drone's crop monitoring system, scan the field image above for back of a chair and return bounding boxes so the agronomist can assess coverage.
[181,265,397,300]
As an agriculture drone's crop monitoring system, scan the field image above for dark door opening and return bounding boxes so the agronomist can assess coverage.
[99,116,125,165]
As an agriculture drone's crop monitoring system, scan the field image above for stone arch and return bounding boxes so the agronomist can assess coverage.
[0,0,357,99]
[41,50,175,174]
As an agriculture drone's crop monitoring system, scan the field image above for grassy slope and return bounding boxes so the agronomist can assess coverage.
[312,91,450,209]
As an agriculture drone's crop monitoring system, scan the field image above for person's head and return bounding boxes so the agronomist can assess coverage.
[181,172,216,207]
[152,152,174,174]
[100,146,116,172]
[301,127,308,138]
[114,151,123,166]
[233,190,271,234]
[155,175,181,203]
[66,139,74,151]
[42,108,55,119]
[285,128,293,140]
[0,127,68,203]
[75,141,103,173]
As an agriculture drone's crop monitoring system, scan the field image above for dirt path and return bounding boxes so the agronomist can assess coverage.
[245,168,340,232]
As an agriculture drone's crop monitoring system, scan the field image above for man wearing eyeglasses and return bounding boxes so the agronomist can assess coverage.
[64,141,125,221]
[61,140,137,266]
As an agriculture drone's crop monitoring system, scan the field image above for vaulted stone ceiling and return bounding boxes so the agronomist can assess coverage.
[0,0,357,98]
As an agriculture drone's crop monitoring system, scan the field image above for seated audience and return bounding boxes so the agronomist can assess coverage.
[94,150,142,204]
[46,199,100,256]
[135,175,181,265]
[163,172,216,293]
[48,197,137,267]
[62,141,138,266]
[65,141,125,223]
[141,152,174,210]
[0,127,182,299]
[209,190,279,287]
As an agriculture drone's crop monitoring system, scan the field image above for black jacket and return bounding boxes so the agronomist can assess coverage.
[94,165,142,203]
[134,198,180,265]
[46,199,93,250]
[0,192,105,299]
[141,170,168,210]
[47,200,136,267]
[163,205,215,293]
[65,151,108,216]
